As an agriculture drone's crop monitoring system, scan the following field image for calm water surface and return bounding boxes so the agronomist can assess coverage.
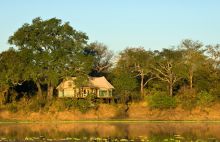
[0,122,220,141]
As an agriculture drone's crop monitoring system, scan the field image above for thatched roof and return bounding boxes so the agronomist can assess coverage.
[57,76,114,90]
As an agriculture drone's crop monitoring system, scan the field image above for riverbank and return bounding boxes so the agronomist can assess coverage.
[1,121,220,141]
[1,102,220,121]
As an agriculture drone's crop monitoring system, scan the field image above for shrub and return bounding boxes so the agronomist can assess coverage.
[130,91,141,102]
[7,103,18,113]
[76,99,93,113]
[114,105,129,119]
[63,98,76,109]
[197,91,215,107]
[52,99,66,111]
[52,98,76,111]
[210,84,220,98]
[53,98,95,113]
[148,92,177,109]
[86,94,100,109]
[176,87,197,110]
[28,98,47,112]
[0,92,4,106]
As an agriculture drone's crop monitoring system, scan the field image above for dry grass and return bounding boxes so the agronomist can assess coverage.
[1,103,220,121]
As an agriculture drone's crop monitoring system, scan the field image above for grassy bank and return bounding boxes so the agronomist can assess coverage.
[1,102,220,121]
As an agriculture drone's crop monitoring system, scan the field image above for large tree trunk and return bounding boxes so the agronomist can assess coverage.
[140,73,144,98]
[169,84,173,96]
[189,68,193,89]
[168,74,173,96]
[36,81,42,98]
[47,83,54,100]
[0,86,9,105]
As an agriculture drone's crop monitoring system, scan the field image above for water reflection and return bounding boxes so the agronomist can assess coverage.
[0,122,220,141]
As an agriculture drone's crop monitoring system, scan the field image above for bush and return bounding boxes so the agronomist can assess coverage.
[63,98,76,109]
[210,84,220,98]
[114,105,129,119]
[76,99,92,113]
[53,98,95,113]
[0,92,5,106]
[7,103,18,113]
[148,92,177,109]
[197,91,215,107]
[51,99,64,111]
[176,87,197,110]
[52,98,75,111]
[28,98,47,112]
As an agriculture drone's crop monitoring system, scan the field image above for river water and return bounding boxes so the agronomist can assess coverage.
[0,122,219,141]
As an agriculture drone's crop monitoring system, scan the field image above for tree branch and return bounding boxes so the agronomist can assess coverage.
[143,77,157,87]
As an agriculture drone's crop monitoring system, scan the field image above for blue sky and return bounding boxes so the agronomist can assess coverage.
[0,0,220,52]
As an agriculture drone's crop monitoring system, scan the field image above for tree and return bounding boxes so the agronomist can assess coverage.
[180,39,205,89]
[205,44,220,96]
[0,48,25,103]
[84,42,113,76]
[206,44,220,69]
[112,70,138,103]
[153,49,185,96]
[117,47,155,98]
[8,17,93,99]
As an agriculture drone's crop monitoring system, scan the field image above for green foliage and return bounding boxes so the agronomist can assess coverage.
[28,98,47,112]
[193,62,213,91]
[76,99,92,113]
[1,17,220,112]
[53,98,96,113]
[176,88,197,110]
[112,73,137,93]
[8,17,93,99]
[153,49,187,96]
[210,83,220,98]
[0,49,26,102]
[74,76,89,88]
[197,91,215,106]
[112,72,138,103]
[63,99,76,109]
[51,98,76,111]
[129,92,142,102]
[86,93,100,107]
[85,42,113,76]
[148,91,177,109]
[116,47,155,97]
[7,103,18,113]
[177,89,215,109]
[114,105,129,119]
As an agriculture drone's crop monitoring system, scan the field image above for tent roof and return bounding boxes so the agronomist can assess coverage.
[89,76,114,89]
[57,76,114,90]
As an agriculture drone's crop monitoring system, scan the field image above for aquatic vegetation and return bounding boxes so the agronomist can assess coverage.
[0,122,220,142]
[0,135,219,142]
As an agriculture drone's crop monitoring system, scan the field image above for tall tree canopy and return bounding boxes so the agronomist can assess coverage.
[84,42,113,76]
[8,17,93,99]
[153,49,186,96]
[1,16,220,108]
[0,48,26,103]
[0,48,25,89]
[116,47,154,97]
[206,44,220,69]
[180,39,205,89]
